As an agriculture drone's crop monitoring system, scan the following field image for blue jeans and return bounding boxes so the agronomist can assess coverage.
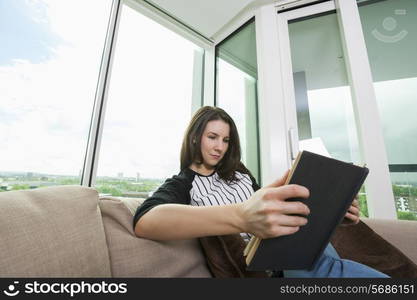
[283,243,389,278]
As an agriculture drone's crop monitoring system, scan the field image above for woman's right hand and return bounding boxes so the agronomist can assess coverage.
[238,171,310,239]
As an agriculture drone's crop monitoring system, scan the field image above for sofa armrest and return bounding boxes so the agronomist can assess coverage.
[362,218,417,265]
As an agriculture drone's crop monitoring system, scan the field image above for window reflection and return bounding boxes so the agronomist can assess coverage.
[95,3,203,198]
[216,19,261,184]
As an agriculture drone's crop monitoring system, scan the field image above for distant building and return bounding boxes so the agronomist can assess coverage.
[117,172,123,179]
[136,172,140,182]
[396,197,410,212]
[408,198,417,214]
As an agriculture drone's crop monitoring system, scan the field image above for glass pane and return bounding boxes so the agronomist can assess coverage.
[359,0,417,221]
[0,0,112,192]
[216,20,261,184]
[95,4,203,198]
[288,12,367,215]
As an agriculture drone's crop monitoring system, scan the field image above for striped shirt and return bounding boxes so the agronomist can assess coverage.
[133,167,260,241]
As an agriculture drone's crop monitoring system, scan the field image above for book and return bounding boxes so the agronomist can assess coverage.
[244,150,369,271]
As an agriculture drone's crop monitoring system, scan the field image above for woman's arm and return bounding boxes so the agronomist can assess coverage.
[135,172,311,241]
[135,203,244,240]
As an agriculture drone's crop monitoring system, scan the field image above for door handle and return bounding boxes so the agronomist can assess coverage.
[288,127,298,160]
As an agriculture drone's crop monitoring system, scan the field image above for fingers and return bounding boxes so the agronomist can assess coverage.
[275,200,310,216]
[344,212,360,224]
[272,226,300,237]
[262,184,310,216]
[266,184,310,200]
[260,215,308,238]
[249,181,312,238]
[347,204,360,216]
[275,214,308,227]
[342,202,360,224]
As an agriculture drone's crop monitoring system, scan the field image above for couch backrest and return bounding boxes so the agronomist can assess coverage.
[0,186,111,277]
[99,196,212,277]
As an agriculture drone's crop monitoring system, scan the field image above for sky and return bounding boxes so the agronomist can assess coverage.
[0,0,199,179]
[0,0,113,177]
[307,77,417,167]
[0,0,60,64]
[95,3,199,179]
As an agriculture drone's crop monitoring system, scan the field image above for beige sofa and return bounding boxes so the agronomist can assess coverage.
[0,186,211,277]
[0,185,416,277]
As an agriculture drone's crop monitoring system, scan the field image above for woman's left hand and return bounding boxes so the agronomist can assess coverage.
[341,195,360,226]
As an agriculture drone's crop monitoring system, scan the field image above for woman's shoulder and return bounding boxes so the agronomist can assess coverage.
[235,163,254,180]
[233,170,253,182]
[234,165,260,191]
[163,168,196,187]
[150,168,196,197]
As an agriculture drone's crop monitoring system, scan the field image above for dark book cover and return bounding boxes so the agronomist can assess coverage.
[246,150,369,271]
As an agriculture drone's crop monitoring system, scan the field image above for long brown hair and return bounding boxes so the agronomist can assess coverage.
[180,106,249,183]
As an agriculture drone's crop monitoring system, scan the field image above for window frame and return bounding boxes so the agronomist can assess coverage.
[269,0,396,218]
[81,0,214,186]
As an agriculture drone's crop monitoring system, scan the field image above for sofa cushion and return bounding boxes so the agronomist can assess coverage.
[99,196,212,277]
[0,186,111,277]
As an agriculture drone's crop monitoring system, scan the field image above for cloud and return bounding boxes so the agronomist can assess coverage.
[0,0,112,175]
[307,79,417,165]
[94,4,201,179]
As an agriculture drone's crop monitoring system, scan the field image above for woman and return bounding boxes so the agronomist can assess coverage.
[133,106,388,278]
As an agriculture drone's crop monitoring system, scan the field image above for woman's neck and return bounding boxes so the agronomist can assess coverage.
[189,163,215,176]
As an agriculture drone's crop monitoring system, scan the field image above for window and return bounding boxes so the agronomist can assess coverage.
[0,0,112,191]
[287,12,367,215]
[359,0,417,220]
[95,2,204,198]
[215,19,261,184]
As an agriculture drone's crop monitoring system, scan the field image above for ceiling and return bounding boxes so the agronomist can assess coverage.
[146,0,281,39]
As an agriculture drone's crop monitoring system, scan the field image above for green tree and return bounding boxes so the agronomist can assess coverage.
[358,194,369,218]
[58,178,80,185]
[397,211,417,221]
[11,184,30,191]
[96,185,123,196]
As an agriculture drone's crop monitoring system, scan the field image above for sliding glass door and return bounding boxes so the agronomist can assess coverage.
[275,0,397,219]
[284,5,368,215]
[357,0,417,220]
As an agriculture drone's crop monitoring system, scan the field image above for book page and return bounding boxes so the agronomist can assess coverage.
[298,137,331,158]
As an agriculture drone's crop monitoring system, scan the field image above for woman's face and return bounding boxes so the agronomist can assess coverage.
[199,119,230,169]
